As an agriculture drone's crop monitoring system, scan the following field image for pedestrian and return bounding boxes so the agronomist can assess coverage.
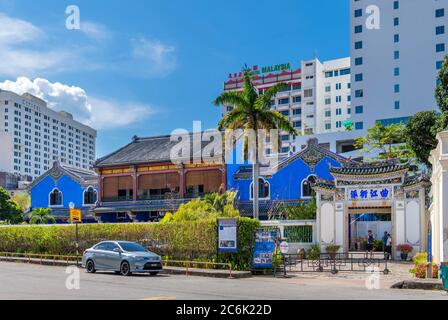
[366,230,375,259]
[385,233,392,260]
[382,231,388,259]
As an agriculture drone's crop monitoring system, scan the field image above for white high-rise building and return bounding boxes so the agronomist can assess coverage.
[222,57,352,154]
[350,0,447,130]
[0,90,97,179]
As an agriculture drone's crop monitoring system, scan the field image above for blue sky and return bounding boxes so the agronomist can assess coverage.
[0,0,350,157]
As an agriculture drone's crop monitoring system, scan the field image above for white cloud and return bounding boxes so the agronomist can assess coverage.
[0,13,42,44]
[130,37,177,77]
[80,21,111,41]
[0,77,154,130]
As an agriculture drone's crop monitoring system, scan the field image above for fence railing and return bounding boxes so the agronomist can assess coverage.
[274,252,390,276]
[0,252,79,266]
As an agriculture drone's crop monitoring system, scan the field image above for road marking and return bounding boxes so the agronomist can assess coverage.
[142,296,177,300]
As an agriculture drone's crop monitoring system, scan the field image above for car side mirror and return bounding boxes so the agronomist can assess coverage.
[113,248,122,253]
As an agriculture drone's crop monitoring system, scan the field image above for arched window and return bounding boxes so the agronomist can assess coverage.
[301,175,317,198]
[83,187,97,205]
[49,188,62,207]
[250,178,270,200]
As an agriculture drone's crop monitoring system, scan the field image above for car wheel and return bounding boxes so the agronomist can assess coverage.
[120,261,132,276]
[149,272,158,276]
[86,260,96,273]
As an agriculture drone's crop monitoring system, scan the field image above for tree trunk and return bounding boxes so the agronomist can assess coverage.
[253,161,259,220]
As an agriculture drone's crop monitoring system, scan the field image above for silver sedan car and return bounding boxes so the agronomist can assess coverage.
[82,241,163,276]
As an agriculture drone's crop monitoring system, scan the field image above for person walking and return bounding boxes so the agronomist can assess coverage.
[385,233,392,260]
[382,231,389,259]
[366,230,375,259]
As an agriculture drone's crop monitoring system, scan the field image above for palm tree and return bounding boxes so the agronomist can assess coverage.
[29,208,56,225]
[214,68,297,219]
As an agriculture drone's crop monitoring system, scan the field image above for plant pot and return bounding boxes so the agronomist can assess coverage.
[329,253,337,260]
[400,253,408,261]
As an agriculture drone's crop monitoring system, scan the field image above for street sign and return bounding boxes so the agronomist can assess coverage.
[279,241,289,255]
[70,209,82,223]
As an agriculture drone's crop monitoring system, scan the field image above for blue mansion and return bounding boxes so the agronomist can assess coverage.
[29,161,98,223]
[227,138,352,218]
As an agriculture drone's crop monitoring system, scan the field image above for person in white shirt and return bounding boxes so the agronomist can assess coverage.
[385,234,392,260]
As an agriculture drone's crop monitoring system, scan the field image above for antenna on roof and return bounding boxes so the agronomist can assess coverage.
[132,135,138,142]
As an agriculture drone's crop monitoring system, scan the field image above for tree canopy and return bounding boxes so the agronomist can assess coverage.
[0,187,23,224]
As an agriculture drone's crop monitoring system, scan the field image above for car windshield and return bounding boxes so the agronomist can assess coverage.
[118,242,147,252]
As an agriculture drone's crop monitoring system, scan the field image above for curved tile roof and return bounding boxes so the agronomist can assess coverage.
[330,162,409,176]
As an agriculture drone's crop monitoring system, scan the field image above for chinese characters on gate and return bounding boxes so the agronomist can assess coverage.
[349,188,390,201]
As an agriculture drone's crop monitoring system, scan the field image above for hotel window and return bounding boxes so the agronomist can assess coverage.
[280,110,289,116]
[436,26,445,35]
[278,98,290,105]
[394,34,399,43]
[325,123,331,130]
[437,61,444,70]
[394,17,399,26]
[293,96,302,103]
[395,101,400,110]
[348,83,351,89]
[436,43,445,52]
[347,95,351,102]
[325,71,333,78]
[340,68,351,76]
[293,121,302,128]
[325,98,331,105]
[281,135,290,141]
[336,108,342,116]
[394,51,400,59]
[355,73,363,82]
[293,108,302,115]
[436,9,445,18]
[355,122,364,130]
[347,107,352,114]
[336,96,342,103]
[304,89,313,98]
[394,84,400,93]
[336,83,342,90]
[354,9,362,17]
[336,121,342,128]
[292,83,302,90]
[394,67,400,76]
[226,106,233,112]
[281,147,290,153]
[355,89,364,98]
[325,110,331,117]
[354,41,363,50]
[355,57,363,66]
[393,1,399,9]
[354,25,363,34]
[325,85,331,92]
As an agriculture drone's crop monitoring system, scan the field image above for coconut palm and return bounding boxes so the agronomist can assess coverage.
[29,208,56,225]
[214,68,297,219]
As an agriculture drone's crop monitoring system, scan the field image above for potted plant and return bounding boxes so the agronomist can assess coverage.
[397,243,413,261]
[326,244,341,260]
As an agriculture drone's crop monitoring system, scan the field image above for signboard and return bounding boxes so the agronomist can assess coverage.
[70,209,82,223]
[261,63,291,74]
[279,241,289,254]
[218,218,237,253]
[348,187,391,201]
[252,230,278,269]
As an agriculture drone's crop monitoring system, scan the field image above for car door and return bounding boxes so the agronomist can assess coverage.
[103,242,122,271]
[92,243,108,269]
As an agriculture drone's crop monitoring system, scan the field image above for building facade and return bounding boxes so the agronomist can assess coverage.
[29,161,98,223]
[350,0,447,130]
[93,134,227,223]
[0,90,97,179]
[222,57,352,154]
[429,130,448,264]
[228,138,350,218]
[314,161,429,257]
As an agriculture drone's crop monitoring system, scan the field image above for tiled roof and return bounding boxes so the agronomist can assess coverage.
[95,133,217,167]
[330,162,409,176]
[313,179,336,190]
[29,162,97,189]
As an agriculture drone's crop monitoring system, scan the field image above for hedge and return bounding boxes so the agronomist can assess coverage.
[0,217,259,271]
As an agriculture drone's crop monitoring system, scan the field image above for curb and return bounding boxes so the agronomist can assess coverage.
[0,256,251,279]
[391,280,445,291]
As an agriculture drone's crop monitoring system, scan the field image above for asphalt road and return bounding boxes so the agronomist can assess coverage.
[0,262,447,300]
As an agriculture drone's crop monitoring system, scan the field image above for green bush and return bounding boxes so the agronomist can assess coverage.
[307,244,321,260]
[0,217,259,271]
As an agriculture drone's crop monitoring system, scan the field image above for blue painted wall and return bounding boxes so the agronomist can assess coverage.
[229,156,342,201]
[30,175,97,209]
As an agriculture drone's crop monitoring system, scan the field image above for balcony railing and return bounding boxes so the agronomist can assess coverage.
[102,196,133,202]
[137,193,181,201]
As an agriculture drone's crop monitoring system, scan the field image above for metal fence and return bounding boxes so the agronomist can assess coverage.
[274,252,390,276]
